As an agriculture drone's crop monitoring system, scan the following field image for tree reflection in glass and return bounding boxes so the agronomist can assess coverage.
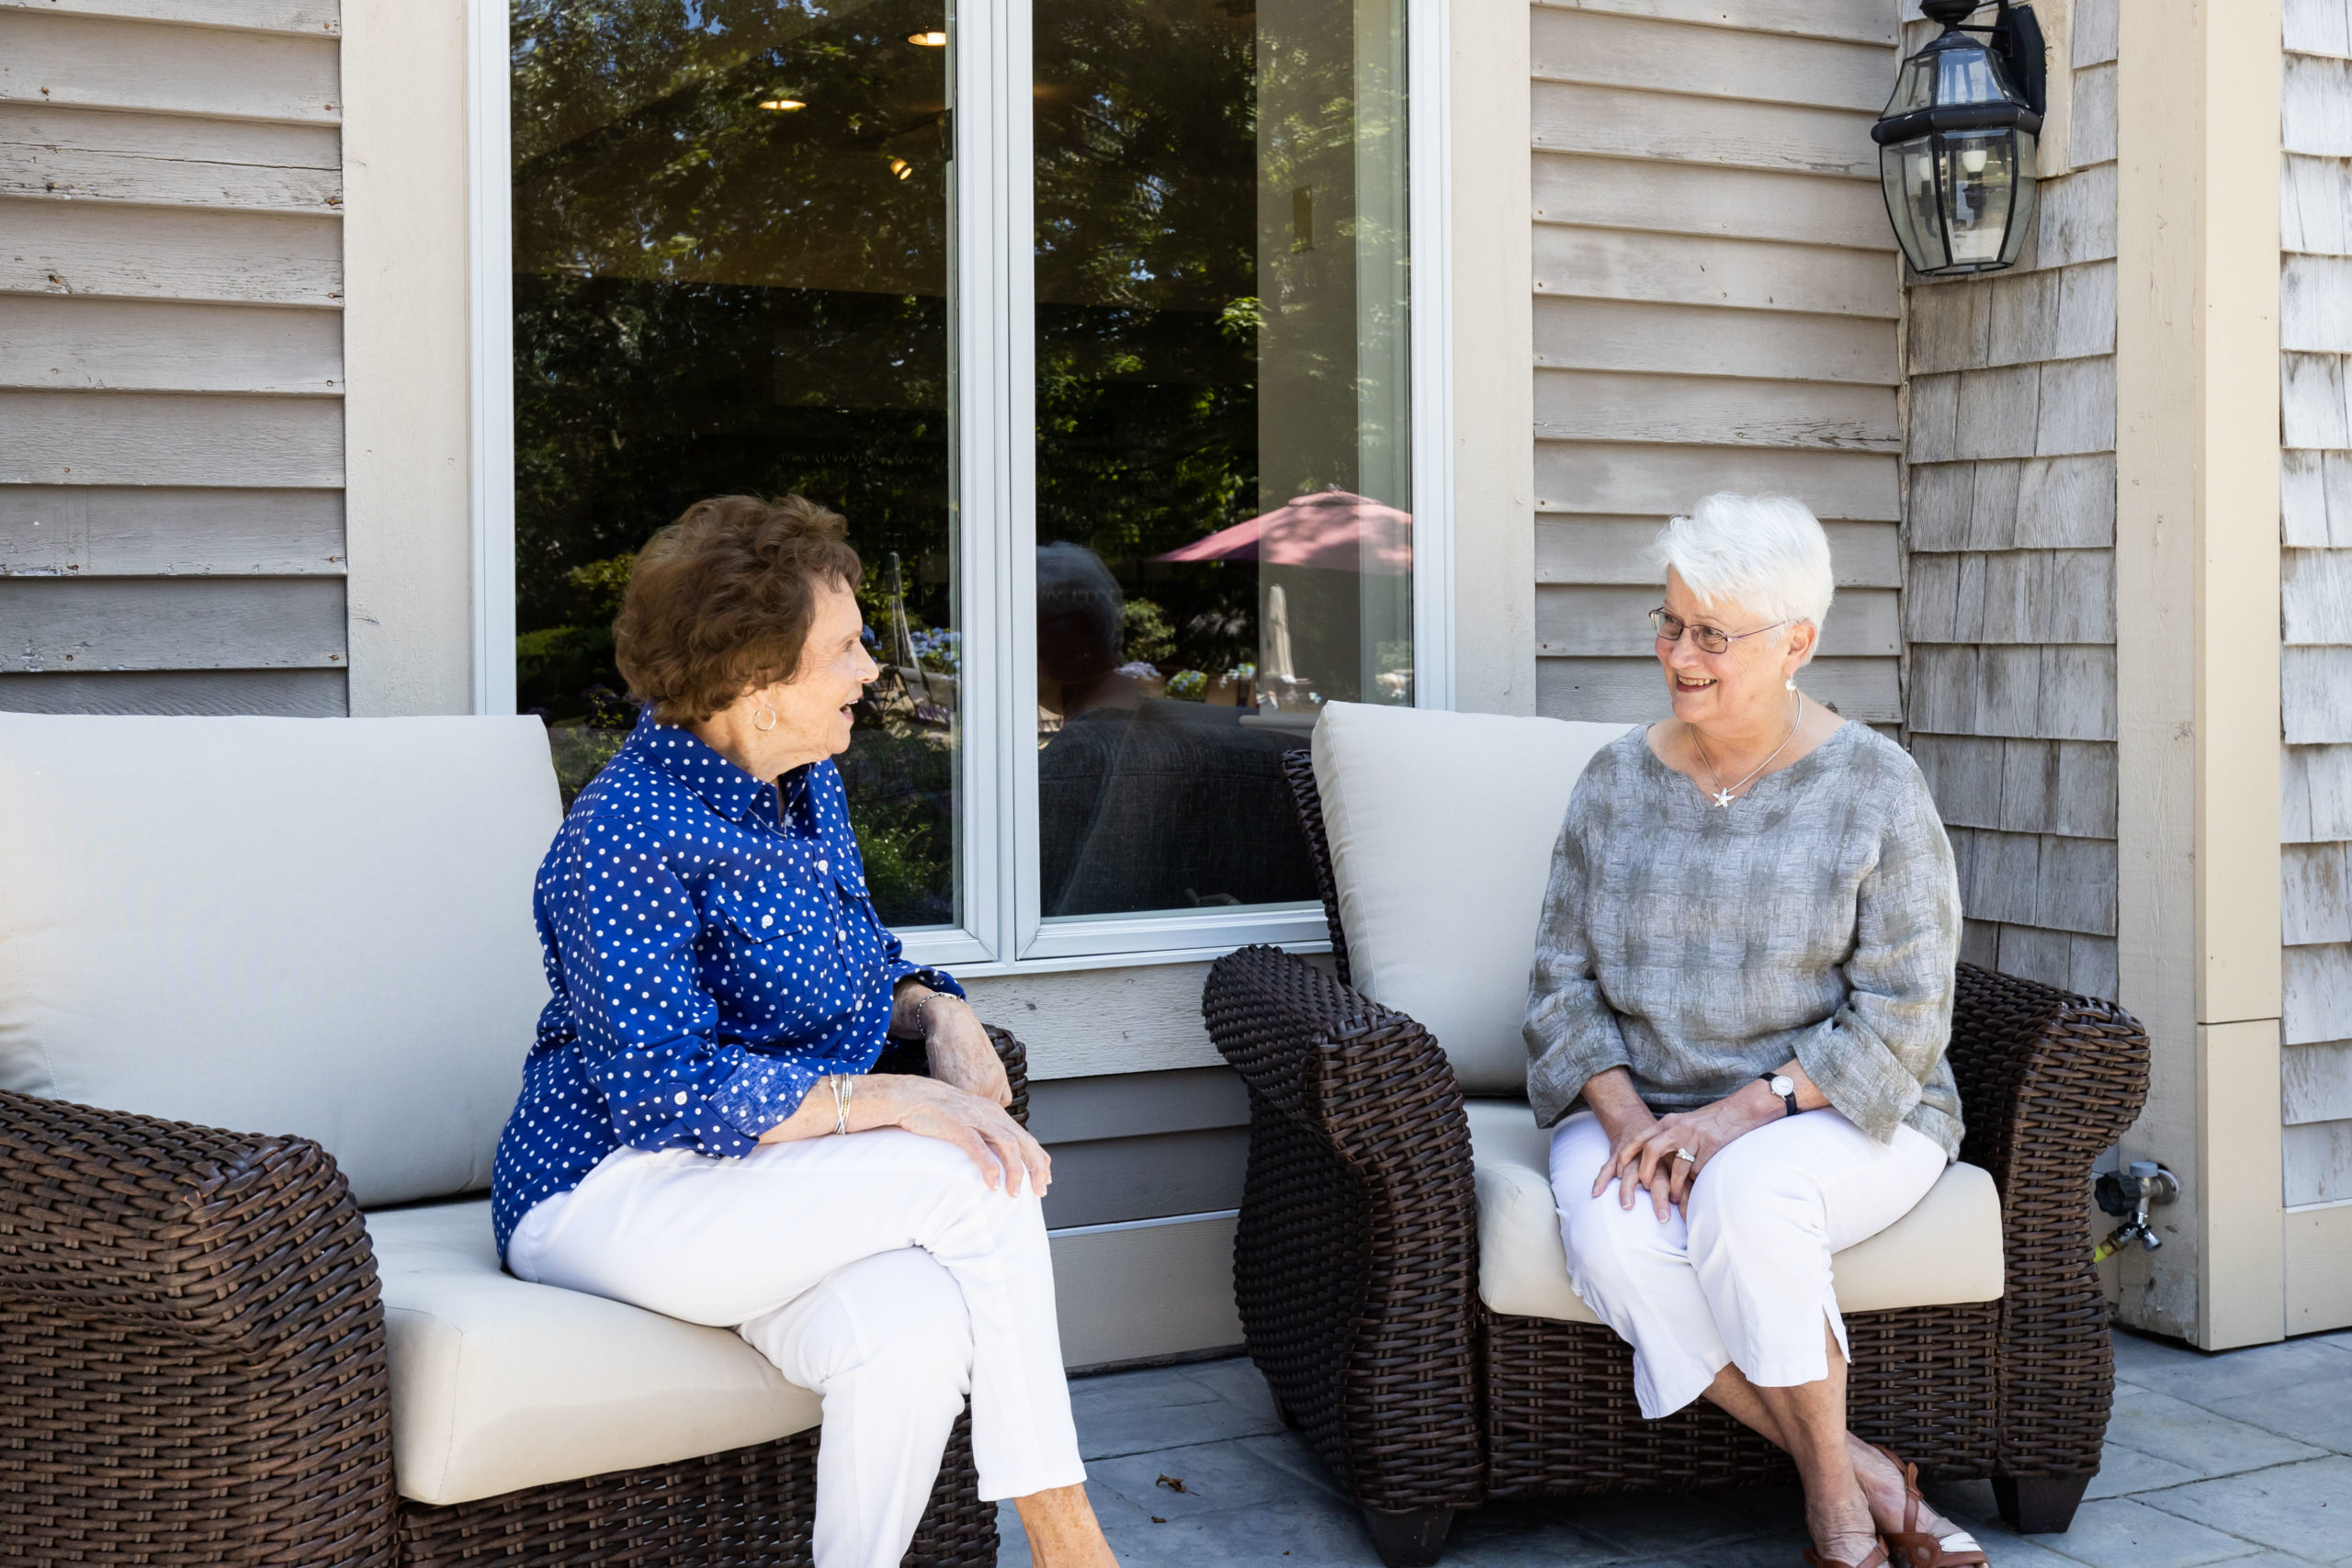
[511,0,960,928]
[1033,0,1410,919]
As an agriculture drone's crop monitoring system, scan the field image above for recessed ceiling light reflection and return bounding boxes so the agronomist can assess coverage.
[906,29,947,46]
[758,97,807,111]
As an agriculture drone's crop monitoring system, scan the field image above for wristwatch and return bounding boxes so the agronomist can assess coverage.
[1758,1073,1799,1118]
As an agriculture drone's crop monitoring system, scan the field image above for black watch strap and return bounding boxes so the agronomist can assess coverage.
[1758,1072,1799,1118]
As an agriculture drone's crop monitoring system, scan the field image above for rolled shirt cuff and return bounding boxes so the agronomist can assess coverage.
[888,960,967,1002]
[1526,1032,1634,1129]
[706,1056,823,1143]
[1790,1010,1922,1143]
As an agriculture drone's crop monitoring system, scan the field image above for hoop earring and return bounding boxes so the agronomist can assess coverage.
[753,707,777,732]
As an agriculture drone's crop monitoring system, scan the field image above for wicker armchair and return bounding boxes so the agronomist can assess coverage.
[1200,752,2151,1567]
[0,1029,1022,1568]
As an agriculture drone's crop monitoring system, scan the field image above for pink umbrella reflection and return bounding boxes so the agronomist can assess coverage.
[1151,489,1412,575]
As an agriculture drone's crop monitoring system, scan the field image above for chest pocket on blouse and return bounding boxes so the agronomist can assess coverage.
[707,871,826,947]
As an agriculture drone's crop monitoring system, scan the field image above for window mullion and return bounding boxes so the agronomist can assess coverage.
[947,0,1035,964]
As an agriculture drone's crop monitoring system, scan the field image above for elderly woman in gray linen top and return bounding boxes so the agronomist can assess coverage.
[1522,494,1982,1568]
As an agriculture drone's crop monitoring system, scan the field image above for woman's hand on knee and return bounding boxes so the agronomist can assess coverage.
[1634,1098,1779,1218]
[874,1076,1052,1197]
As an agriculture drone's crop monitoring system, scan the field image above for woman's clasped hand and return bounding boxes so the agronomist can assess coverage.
[770,1070,1053,1198]
[1582,1065,1790,1220]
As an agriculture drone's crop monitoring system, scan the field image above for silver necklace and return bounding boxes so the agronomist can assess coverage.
[1690,694,1801,808]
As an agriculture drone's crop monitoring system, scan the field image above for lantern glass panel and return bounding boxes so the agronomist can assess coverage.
[1882,135,1951,273]
[1942,130,2018,265]
[1887,54,1938,115]
[1998,130,2039,264]
[1935,41,2006,108]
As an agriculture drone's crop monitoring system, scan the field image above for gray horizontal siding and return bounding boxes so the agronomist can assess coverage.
[0,104,340,213]
[0,2,339,32]
[0,9,341,122]
[1027,1067,1250,1232]
[0,667,346,713]
[0,1,345,716]
[1902,1,2120,1007]
[1,576,346,671]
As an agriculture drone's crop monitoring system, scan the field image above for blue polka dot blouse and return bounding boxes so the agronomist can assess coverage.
[491,711,963,1259]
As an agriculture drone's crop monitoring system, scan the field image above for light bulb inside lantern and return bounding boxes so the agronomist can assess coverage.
[888,157,914,180]
[906,29,947,46]
[759,97,805,111]
[1961,147,1989,175]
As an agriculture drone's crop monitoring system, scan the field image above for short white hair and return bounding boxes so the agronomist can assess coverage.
[1651,493,1835,645]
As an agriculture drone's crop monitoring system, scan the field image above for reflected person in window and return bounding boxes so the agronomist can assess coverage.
[1522,494,1983,1568]
[1035,541,1316,916]
[492,496,1121,1568]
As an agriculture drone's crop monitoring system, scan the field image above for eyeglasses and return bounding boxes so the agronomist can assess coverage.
[1649,608,1784,655]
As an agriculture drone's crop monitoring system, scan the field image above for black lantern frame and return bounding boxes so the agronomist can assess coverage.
[1872,0,2048,277]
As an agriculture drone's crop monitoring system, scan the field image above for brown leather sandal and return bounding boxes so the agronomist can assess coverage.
[1803,1542,1890,1568]
[1871,1445,1990,1567]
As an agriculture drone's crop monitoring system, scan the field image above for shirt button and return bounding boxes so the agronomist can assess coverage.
[817,859,829,874]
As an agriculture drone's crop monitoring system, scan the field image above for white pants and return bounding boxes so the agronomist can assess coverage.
[1548,1108,1945,1422]
[508,1130,1086,1568]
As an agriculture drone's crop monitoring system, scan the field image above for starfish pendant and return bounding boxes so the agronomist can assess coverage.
[1711,786,1736,808]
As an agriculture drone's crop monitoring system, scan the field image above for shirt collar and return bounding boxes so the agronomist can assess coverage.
[628,708,781,827]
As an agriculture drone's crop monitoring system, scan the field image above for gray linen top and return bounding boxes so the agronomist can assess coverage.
[1521,722,1964,1159]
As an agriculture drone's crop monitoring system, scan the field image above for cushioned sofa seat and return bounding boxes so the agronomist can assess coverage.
[371,1200,822,1506]
[1464,1100,2005,1326]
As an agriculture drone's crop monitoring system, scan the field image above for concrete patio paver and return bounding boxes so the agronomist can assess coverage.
[997,1327,2352,1567]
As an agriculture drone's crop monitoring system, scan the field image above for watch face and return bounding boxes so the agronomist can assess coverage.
[1770,1076,1795,1096]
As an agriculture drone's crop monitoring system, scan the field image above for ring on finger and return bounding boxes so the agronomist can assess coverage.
[1674,1147,1696,1163]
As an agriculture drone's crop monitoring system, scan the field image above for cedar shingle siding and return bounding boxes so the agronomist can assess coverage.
[1901,0,2121,1003]
[2281,0,2352,1208]
[0,1,347,716]
[1529,0,1904,727]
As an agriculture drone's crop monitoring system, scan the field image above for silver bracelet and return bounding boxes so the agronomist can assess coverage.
[831,1074,854,1136]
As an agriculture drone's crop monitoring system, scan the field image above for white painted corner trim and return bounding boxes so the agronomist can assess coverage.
[467,0,517,717]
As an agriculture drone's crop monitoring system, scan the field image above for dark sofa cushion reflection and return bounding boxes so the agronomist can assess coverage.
[1039,700,1317,917]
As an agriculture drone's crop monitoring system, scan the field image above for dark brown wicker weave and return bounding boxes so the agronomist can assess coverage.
[1200,752,2150,1567]
[0,1027,1030,1567]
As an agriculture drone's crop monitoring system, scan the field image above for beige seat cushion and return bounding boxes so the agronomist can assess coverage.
[372,1199,821,1506]
[1310,704,1635,1093]
[1465,1100,2005,1325]
[0,714,559,1207]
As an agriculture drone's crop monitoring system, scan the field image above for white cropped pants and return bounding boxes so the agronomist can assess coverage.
[1548,1107,1945,1422]
[508,1130,1086,1568]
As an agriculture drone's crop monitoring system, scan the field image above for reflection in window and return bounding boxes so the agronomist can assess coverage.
[511,0,959,928]
[1033,0,1411,919]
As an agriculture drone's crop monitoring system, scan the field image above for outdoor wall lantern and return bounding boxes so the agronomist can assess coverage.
[1872,0,2047,276]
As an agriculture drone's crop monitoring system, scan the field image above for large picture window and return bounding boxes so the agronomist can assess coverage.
[501,0,1422,966]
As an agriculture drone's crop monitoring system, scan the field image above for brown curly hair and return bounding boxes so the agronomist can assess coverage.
[613,494,865,725]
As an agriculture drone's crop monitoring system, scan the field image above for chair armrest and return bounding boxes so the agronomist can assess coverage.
[1944,964,2151,1481]
[1203,945,1483,1514]
[0,1088,397,1564]
[1948,962,2150,1197]
[0,1088,387,1353]
[988,1025,1031,1128]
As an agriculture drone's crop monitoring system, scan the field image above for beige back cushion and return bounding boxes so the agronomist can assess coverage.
[0,714,560,1207]
[1310,703,1635,1094]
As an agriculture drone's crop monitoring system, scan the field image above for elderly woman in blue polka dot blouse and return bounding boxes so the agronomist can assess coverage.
[492,495,1119,1568]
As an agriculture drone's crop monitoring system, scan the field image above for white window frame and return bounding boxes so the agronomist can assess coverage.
[467,0,1452,976]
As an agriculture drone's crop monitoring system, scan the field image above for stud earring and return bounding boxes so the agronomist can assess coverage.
[754,707,777,731]
[1785,677,1796,693]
